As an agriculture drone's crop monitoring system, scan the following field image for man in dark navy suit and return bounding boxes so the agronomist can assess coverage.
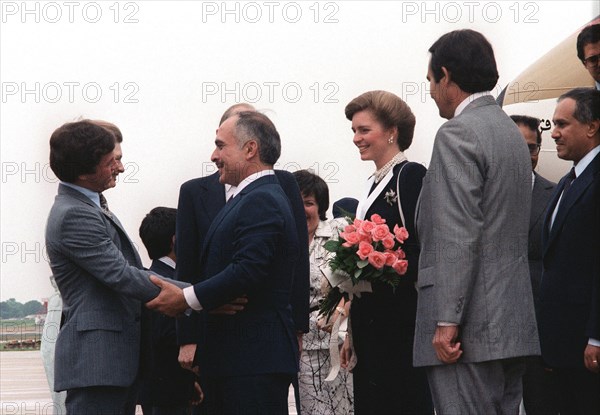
[539,87,600,413]
[148,111,302,414]
[173,105,309,399]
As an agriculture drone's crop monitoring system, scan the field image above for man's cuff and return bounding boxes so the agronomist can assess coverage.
[437,322,458,326]
[183,286,203,311]
[588,338,600,347]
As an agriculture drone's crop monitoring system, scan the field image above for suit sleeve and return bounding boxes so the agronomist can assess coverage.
[426,122,484,324]
[277,171,310,333]
[52,206,161,302]
[175,182,203,345]
[193,191,297,310]
[175,183,200,283]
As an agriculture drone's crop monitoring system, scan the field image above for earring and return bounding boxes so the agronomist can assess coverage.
[388,136,394,144]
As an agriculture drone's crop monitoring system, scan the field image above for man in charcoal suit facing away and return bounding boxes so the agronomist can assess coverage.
[413,30,540,414]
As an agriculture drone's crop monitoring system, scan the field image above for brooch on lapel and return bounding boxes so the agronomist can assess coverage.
[384,189,397,206]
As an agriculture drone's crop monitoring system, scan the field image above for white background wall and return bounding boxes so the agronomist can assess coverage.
[1,0,598,302]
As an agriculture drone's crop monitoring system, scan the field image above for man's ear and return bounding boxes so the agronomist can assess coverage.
[587,119,600,138]
[244,140,258,159]
[440,66,451,85]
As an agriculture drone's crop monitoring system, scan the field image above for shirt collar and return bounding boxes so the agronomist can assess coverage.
[158,256,176,270]
[574,145,600,178]
[231,169,275,198]
[61,181,101,207]
[454,91,492,117]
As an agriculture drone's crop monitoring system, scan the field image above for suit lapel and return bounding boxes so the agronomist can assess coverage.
[199,175,279,266]
[58,184,142,266]
[545,154,600,252]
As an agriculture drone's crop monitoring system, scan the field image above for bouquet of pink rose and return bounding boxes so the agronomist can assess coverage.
[319,214,410,319]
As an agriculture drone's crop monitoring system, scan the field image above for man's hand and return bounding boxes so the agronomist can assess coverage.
[433,325,463,364]
[179,343,197,371]
[146,275,188,317]
[209,296,248,315]
[584,344,600,373]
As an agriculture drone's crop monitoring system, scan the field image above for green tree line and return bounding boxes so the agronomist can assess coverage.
[0,298,44,319]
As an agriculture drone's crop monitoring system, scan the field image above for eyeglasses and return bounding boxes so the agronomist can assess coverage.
[528,144,541,155]
[583,53,600,68]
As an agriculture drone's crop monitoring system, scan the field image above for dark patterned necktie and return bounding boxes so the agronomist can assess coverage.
[98,193,113,218]
[562,167,576,196]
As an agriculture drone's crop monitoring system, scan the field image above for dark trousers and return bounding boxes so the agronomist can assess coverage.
[522,356,560,415]
[554,367,600,415]
[197,373,293,415]
[66,385,138,415]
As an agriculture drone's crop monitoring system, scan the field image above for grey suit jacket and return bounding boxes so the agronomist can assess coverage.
[414,95,540,366]
[528,173,556,312]
[45,184,184,391]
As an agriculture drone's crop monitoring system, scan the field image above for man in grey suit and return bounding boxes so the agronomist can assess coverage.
[511,115,559,415]
[413,30,540,414]
[45,120,187,414]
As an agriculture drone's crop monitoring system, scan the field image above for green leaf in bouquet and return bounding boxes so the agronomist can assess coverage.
[354,268,362,279]
[357,260,369,269]
[323,239,341,252]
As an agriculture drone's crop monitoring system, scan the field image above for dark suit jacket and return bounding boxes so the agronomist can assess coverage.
[45,184,163,391]
[539,152,600,368]
[528,173,556,313]
[175,171,309,345]
[138,260,194,406]
[192,174,300,376]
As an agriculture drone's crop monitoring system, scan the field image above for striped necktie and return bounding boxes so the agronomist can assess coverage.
[98,193,113,218]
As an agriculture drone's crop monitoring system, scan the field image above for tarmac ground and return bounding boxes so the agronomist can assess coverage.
[0,351,297,415]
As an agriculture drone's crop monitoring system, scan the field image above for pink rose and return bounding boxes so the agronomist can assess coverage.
[353,219,363,228]
[392,259,408,275]
[370,214,386,224]
[384,251,397,266]
[341,231,360,247]
[344,224,356,233]
[382,236,396,249]
[371,224,390,241]
[359,232,373,244]
[396,247,406,259]
[368,251,387,269]
[357,241,374,260]
[359,220,376,235]
[394,225,409,243]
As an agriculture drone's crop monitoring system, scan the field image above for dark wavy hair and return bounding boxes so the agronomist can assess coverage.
[49,120,115,183]
[429,29,499,93]
[510,115,541,145]
[139,207,177,260]
[293,170,329,221]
